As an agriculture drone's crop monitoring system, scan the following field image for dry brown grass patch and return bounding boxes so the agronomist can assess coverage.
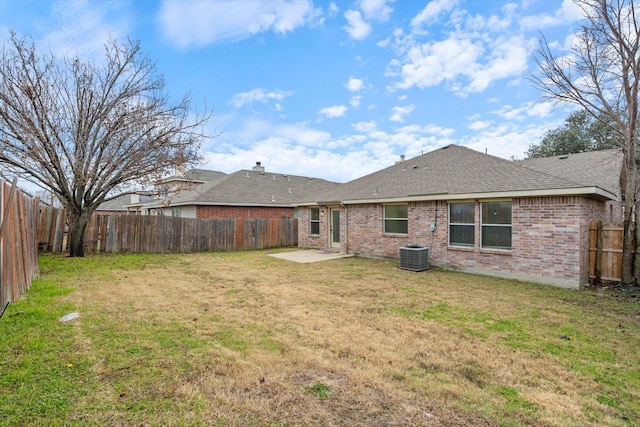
[29,251,636,426]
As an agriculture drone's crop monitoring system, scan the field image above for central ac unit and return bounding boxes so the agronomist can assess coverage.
[399,246,429,272]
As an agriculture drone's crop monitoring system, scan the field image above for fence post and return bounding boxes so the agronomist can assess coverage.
[0,177,18,241]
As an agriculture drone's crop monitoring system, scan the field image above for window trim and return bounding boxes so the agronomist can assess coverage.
[480,201,512,251]
[310,207,320,236]
[383,204,408,235]
[448,201,475,247]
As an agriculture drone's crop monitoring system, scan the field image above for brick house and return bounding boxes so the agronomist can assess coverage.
[155,168,228,197]
[143,162,339,219]
[297,145,621,289]
[96,191,155,215]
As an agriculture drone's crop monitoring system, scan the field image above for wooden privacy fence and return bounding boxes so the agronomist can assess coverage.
[589,221,624,282]
[0,179,40,312]
[82,214,298,254]
[37,204,67,253]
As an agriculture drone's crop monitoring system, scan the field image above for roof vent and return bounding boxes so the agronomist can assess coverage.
[253,161,265,172]
[559,155,569,159]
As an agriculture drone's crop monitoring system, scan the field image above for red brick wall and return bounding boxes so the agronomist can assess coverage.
[605,201,623,222]
[298,206,331,249]
[196,205,294,219]
[299,196,606,288]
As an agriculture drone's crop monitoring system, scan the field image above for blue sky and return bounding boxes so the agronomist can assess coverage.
[1,0,584,183]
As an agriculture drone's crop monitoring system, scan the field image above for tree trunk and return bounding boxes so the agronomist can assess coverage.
[68,211,92,257]
[620,141,637,285]
[622,211,635,285]
[633,205,640,286]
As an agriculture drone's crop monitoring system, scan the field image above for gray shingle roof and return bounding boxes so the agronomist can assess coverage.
[145,169,340,208]
[161,169,227,183]
[518,149,621,197]
[97,192,155,211]
[308,144,620,204]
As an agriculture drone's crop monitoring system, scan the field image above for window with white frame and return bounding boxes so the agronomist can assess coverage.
[171,207,181,217]
[481,201,512,250]
[384,204,408,234]
[310,207,320,235]
[449,202,475,247]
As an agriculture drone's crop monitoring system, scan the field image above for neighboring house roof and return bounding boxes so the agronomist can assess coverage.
[97,192,155,211]
[304,144,619,205]
[159,169,228,184]
[156,169,227,191]
[144,169,340,208]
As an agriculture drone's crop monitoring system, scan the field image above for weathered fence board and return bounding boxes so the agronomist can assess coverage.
[589,221,624,282]
[80,214,297,254]
[0,179,40,312]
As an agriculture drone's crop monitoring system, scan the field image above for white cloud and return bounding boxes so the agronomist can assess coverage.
[228,88,293,108]
[343,0,393,41]
[392,35,483,91]
[390,17,530,96]
[389,105,414,122]
[353,120,377,132]
[202,123,386,182]
[527,101,555,118]
[346,77,364,92]
[469,120,491,130]
[217,118,332,149]
[204,141,389,183]
[411,0,459,29]
[318,105,348,118]
[350,95,362,108]
[359,0,393,22]
[343,9,371,40]
[465,36,529,94]
[422,124,455,137]
[328,2,339,17]
[491,101,555,121]
[520,0,583,30]
[377,38,390,48]
[38,0,130,58]
[462,122,550,160]
[158,0,320,48]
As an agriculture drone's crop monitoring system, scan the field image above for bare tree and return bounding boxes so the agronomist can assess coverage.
[531,0,639,285]
[0,33,210,256]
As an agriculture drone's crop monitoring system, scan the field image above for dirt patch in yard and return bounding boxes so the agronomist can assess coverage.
[57,251,639,426]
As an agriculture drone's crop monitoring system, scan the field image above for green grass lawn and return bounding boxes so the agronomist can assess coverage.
[1,251,638,426]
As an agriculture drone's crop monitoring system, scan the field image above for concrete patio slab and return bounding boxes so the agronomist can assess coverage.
[268,250,353,263]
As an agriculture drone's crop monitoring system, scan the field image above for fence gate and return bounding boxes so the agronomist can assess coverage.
[589,221,623,282]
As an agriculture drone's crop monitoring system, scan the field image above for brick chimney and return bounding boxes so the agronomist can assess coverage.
[253,161,265,172]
